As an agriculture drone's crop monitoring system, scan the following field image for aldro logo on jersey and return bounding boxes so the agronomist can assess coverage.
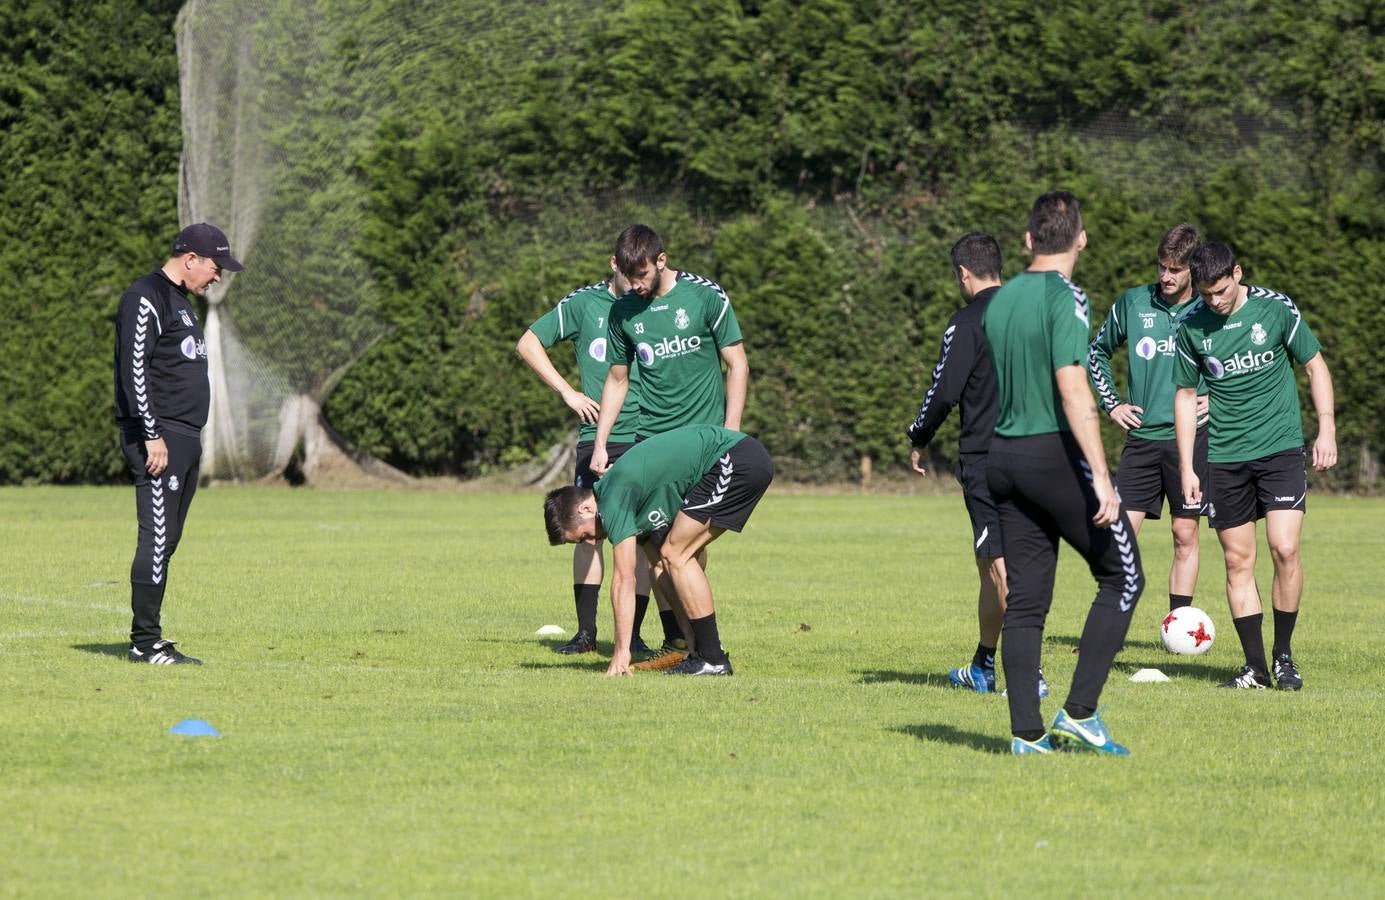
[1135,336,1176,360]
[636,334,704,367]
[1204,348,1276,379]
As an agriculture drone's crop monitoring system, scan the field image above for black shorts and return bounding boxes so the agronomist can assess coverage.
[679,437,775,533]
[1116,429,1209,520]
[1208,448,1307,529]
[956,452,1003,558]
[574,440,636,489]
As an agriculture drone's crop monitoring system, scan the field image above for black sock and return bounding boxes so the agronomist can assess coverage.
[1169,593,1193,611]
[573,584,599,636]
[1015,729,1047,742]
[633,594,650,641]
[972,643,996,669]
[690,613,727,664]
[1272,608,1298,658]
[1232,613,1268,674]
[658,609,682,646]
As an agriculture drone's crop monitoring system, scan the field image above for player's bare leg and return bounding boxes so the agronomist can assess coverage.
[1125,509,1148,537]
[977,555,1006,647]
[658,513,732,674]
[1170,516,1200,597]
[1265,509,1304,614]
[1264,508,1306,689]
[1218,522,1261,617]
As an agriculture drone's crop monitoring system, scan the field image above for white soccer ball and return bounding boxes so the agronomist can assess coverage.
[1160,606,1216,655]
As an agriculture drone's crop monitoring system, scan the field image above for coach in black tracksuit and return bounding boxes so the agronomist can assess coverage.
[114,223,242,665]
[905,232,1011,693]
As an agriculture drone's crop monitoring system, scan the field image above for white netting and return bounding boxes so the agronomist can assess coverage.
[175,0,590,480]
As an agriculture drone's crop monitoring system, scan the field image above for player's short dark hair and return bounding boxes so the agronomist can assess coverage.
[950,232,1002,280]
[1157,223,1201,265]
[614,225,664,278]
[543,485,593,545]
[1027,190,1084,255]
[1189,242,1238,288]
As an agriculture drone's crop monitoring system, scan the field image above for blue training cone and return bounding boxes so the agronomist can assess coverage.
[169,719,221,737]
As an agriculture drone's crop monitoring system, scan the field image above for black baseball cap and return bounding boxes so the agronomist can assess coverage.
[172,222,244,272]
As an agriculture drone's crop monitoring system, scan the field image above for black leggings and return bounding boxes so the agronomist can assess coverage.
[988,433,1145,736]
[121,428,202,649]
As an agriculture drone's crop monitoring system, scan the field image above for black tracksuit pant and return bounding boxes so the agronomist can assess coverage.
[988,432,1145,737]
[120,427,202,650]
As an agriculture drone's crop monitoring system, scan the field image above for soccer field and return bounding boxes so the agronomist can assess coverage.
[1,486,1380,896]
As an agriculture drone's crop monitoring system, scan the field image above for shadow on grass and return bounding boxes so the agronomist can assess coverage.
[855,669,949,688]
[1048,633,1164,652]
[517,658,611,673]
[893,722,1009,754]
[72,643,128,659]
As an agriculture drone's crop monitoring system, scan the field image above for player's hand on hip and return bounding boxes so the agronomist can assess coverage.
[1091,472,1120,528]
[908,446,929,477]
[1312,434,1337,471]
[606,649,632,676]
[1195,394,1210,420]
[1109,403,1143,431]
[1181,469,1202,509]
[563,389,600,425]
[590,445,610,474]
[144,437,168,476]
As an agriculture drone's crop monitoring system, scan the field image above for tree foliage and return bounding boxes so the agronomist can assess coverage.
[2,0,1381,487]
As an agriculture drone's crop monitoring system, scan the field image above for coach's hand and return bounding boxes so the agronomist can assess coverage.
[1091,471,1120,528]
[144,437,168,476]
[562,389,600,425]
[607,648,632,676]
[908,446,929,477]
[1181,468,1202,509]
[1108,403,1143,431]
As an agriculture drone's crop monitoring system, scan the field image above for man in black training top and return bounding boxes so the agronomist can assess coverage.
[982,191,1145,755]
[906,232,1046,698]
[114,223,243,664]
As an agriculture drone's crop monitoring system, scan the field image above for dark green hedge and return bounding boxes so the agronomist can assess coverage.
[4,0,1382,486]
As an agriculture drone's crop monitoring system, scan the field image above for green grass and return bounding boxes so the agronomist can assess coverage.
[2,486,1381,897]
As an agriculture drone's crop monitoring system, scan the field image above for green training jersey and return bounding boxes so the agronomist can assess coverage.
[607,271,743,436]
[1088,283,1204,441]
[527,281,641,442]
[593,424,745,544]
[1173,286,1321,463]
[983,270,1093,437]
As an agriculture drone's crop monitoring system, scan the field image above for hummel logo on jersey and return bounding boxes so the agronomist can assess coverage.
[1275,495,1296,502]
[1251,323,1267,345]
[1221,321,1243,330]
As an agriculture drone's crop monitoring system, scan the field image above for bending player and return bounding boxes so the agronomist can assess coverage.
[544,425,774,676]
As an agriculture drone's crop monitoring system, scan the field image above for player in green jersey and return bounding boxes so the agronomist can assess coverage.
[518,266,682,658]
[591,224,750,669]
[543,425,774,676]
[1173,242,1337,690]
[983,191,1144,756]
[1088,224,1210,617]
[591,224,748,465]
